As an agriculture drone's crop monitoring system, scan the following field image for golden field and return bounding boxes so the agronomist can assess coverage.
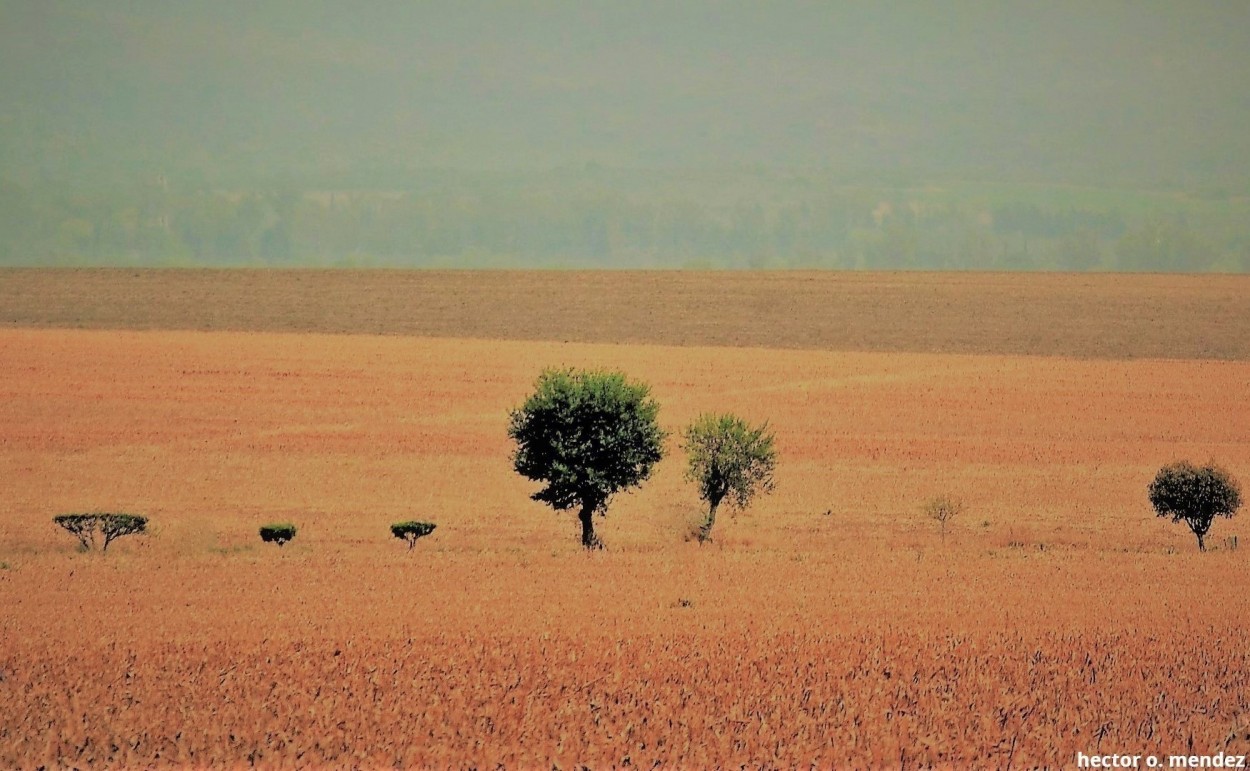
[1,271,1250,768]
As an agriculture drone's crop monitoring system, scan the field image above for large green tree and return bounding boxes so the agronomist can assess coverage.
[508,368,666,549]
[683,413,777,543]
[1148,461,1242,551]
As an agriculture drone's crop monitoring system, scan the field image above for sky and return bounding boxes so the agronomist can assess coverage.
[3,1,1250,188]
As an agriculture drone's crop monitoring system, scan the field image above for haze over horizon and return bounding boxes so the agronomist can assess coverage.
[3,1,1250,269]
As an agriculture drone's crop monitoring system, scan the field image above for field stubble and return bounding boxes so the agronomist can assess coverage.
[1,314,1249,767]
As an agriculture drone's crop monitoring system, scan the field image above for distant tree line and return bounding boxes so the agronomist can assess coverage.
[3,174,1249,271]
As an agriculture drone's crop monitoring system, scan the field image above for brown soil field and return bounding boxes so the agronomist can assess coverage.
[2,321,1249,768]
[3,268,1249,359]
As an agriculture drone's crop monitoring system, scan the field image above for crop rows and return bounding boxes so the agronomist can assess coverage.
[3,629,1248,768]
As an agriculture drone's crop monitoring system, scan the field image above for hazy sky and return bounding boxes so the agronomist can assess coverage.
[3,1,1250,186]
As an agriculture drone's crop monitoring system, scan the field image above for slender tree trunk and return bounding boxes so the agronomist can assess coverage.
[698,499,721,544]
[579,501,603,550]
[1191,520,1209,552]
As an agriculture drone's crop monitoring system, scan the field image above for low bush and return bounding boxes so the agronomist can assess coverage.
[259,523,297,547]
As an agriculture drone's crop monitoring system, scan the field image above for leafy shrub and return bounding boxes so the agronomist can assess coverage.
[259,523,297,547]
[390,521,437,550]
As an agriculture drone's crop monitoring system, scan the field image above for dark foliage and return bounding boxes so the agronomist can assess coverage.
[391,521,436,550]
[259,523,298,547]
[99,514,147,552]
[1148,461,1242,551]
[508,368,665,549]
[53,514,99,551]
[53,513,148,552]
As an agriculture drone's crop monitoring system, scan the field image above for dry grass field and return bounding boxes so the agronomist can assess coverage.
[1,271,1249,768]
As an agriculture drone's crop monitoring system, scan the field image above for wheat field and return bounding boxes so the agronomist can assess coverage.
[1,272,1249,768]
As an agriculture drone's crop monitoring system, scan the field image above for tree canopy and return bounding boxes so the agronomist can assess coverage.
[508,368,666,548]
[1148,461,1242,551]
[53,513,148,552]
[683,413,777,542]
[391,521,436,550]
[259,523,298,547]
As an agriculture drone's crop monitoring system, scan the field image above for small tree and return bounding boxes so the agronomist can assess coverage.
[391,521,436,550]
[922,495,964,541]
[53,513,148,552]
[259,523,297,547]
[1148,461,1242,551]
[682,413,777,543]
[508,368,666,549]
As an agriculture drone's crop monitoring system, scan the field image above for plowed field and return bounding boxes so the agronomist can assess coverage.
[4,268,1250,359]
[2,272,1249,768]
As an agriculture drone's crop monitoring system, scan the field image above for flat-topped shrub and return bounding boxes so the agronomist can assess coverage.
[99,514,147,551]
[391,521,436,550]
[259,523,297,547]
[53,514,98,551]
[53,513,148,552]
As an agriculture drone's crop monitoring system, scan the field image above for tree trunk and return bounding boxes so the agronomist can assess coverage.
[579,501,603,550]
[698,499,721,544]
[1191,519,1209,552]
